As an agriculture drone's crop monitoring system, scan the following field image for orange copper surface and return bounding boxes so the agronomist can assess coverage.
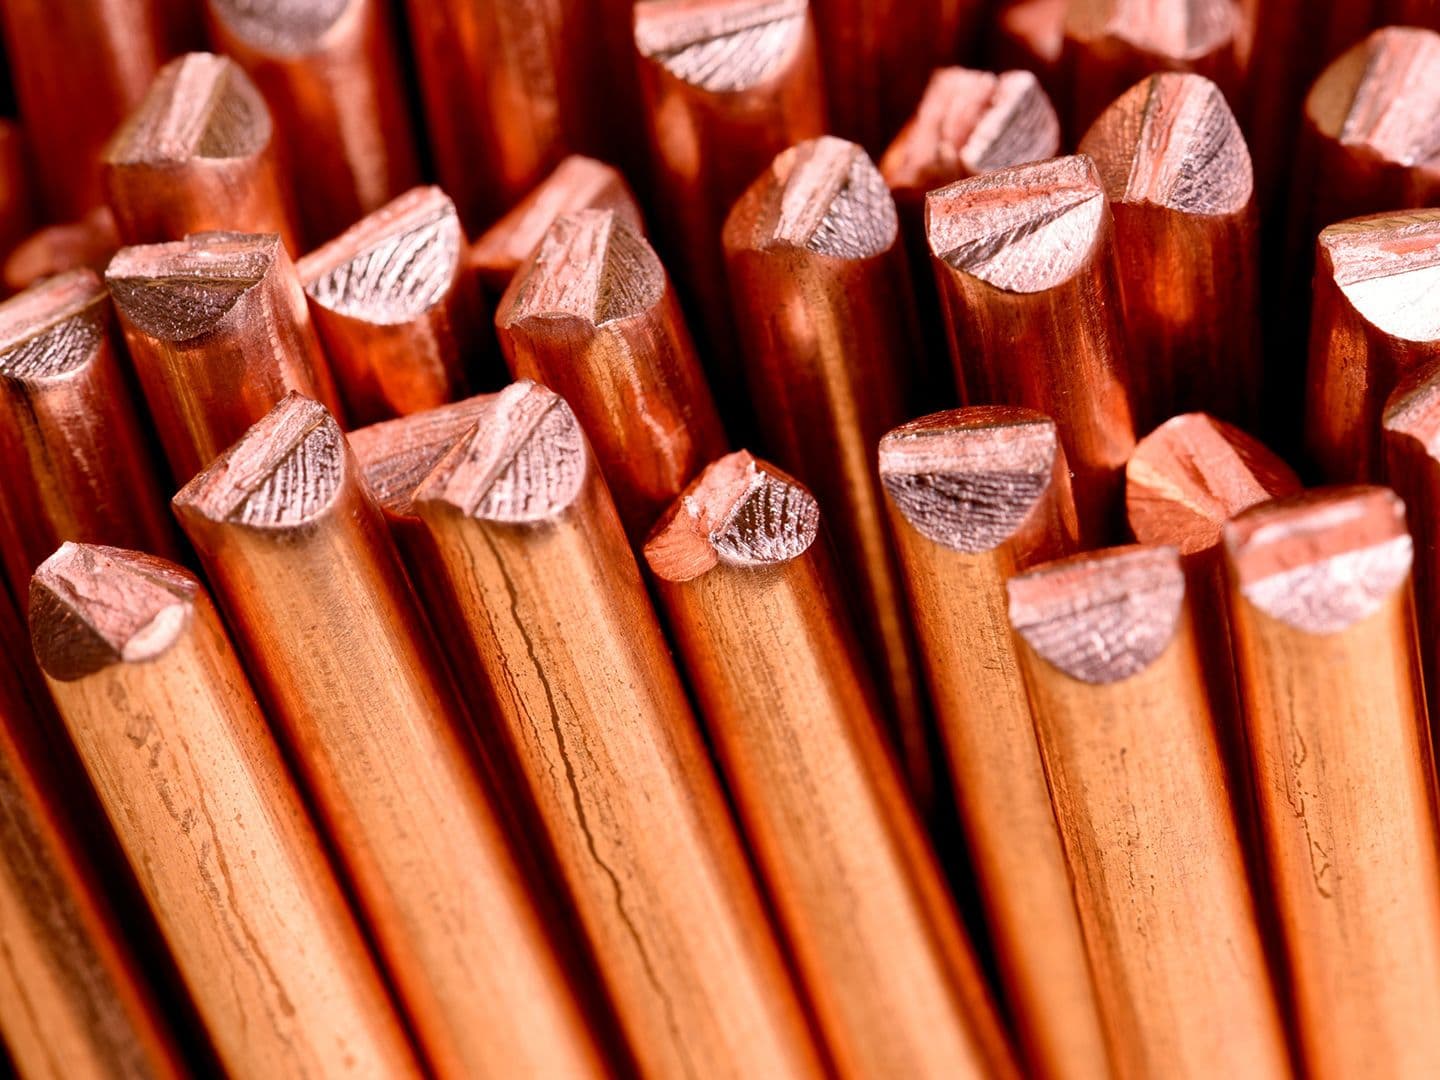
[411,382,823,1080]
[990,0,1067,95]
[32,543,422,1079]
[298,186,475,425]
[879,408,1110,1080]
[1009,544,1293,1080]
[3,209,121,295]
[103,53,300,252]
[205,0,421,247]
[927,154,1137,545]
[646,450,1020,1080]
[0,269,178,599]
[106,230,343,480]
[172,394,607,1080]
[0,122,35,263]
[1225,487,1440,1079]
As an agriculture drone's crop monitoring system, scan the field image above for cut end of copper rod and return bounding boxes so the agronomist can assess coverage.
[1385,365,1440,468]
[1224,486,1412,635]
[1318,210,1440,344]
[1306,27,1440,163]
[413,381,586,525]
[994,0,1066,71]
[1064,0,1238,64]
[634,0,812,95]
[878,406,1066,554]
[104,231,283,343]
[1126,414,1301,557]
[469,156,644,291]
[172,392,343,529]
[0,268,111,381]
[643,450,820,583]
[349,396,499,522]
[299,186,463,327]
[926,154,1107,293]
[1008,544,1186,685]
[879,67,1061,197]
[30,542,197,683]
[726,135,896,257]
[3,208,120,294]
[499,209,664,328]
[206,0,353,54]
[1079,72,1252,215]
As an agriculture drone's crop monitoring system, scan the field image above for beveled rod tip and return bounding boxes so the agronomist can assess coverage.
[879,406,1059,554]
[1224,486,1412,634]
[1317,210,1440,343]
[30,542,198,682]
[1064,0,1237,59]
[0,268,108,379]
[349,396,500,520]
[208,0,353,53]
[105,52,272,166]
[644,449,820,582]
[1306,26,1440,157]
[1008,544,1186,684]
[634,0,811,94]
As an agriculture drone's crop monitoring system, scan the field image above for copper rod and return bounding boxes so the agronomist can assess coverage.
[0,586,186,1080]
[1385,0,1440,25]
[927,154,1137,545]
[409,382,824,1079]
[0,0,180,220]
[0,121,34,263]
[31,543,423,1079]
[807,0,983,152]
[204,0,422,248]
[1079,72,1261,428]
[3,209,120,295]
[644,450,1020,1080]
[103,53,301,252]
[402,0,604,231]
[468,155,644,297]
[297,186,475,425]
[1059,0,1244,139]
[496,209,728,540]
[723,135,934,804]
[989,0,1066,100]
[1008,544,1293,1079]
[1224,486,1440,1079]
[633,0,827,410]
[105,230,343,480]
[1306,210,1440,482]
[879,408,1112,1080]
[0,269,179,600]
[172,394,606,1079]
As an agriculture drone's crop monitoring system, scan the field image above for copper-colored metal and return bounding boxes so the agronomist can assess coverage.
[879,409,1111,1080]
[0,586,186,1080]
[409,382,824,1080]
[496,209,727,540]
[1060,0,1244,138]
[31,543,423,1079]
[723,135,933,803]
[645,450,1020,1080]
[634,0,828,405]
[403,0,604,231]
[927,154,1137,545]
[1386,0,1440,26]
[0,0,179,219]
[989,0,1066,99]
[297,186,475,425]
[171,394,607,1080]
[1306,210,1440,482]
[1008,544,1292,1080]
[1291,28,1440,283]
[0,121,34,262]
[1224,487,1440,1079]
[0,270,179,599]
[205,0,422,247]
[468,155,645,297]
[1079,73,1261,427]
[106,230,343,480]
[807,0,983,152]
[103,53,300,252]
[3,208,120,295]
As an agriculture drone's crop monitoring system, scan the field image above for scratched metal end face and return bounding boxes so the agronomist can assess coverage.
[1319,210,1440,344]
[0,269,107,380]
[1080,72,1252,215]
[210,0,350,54]
[925,154,1107,293]
[756,136,897,258]
[1008,544,1186,684]
[643,450,819,582]
[174,392,346,529]
[1307,26,1440,162]
[503,209,664,327]
[107,52,273,165]
[879,406,1057,554]
[106,232,279,342]
[1064,0,1237,58]
[635,0,809,93]
[30,542,198,681]
[1226,486,1412,635]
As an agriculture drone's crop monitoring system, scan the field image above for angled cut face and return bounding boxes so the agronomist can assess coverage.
[635,0,810,93]
[106,52,272,165]
[0,269,109,381]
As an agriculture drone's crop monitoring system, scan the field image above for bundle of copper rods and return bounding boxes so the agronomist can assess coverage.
[6,1,1440,1078]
